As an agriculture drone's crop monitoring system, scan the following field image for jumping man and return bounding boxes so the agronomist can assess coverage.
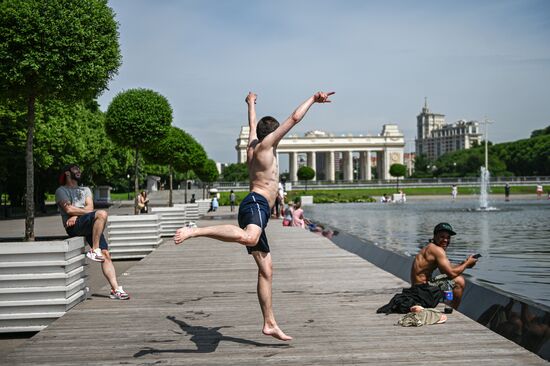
[174,91,334,341]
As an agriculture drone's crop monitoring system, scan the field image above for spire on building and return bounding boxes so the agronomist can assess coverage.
[421,97,430,114]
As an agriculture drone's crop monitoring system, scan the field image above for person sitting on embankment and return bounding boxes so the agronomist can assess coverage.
[378,222,477,314]
[410,222,478,309]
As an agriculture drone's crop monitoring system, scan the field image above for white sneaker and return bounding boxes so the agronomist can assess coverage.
[86,248,105,262]
[186,222,197,228]
[110,287,130,300]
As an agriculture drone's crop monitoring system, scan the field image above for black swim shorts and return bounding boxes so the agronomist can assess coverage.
[237,192,270,254]
[66,211,109,250]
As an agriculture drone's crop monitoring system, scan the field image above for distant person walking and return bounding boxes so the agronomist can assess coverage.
[451,184,458,201]
[536,183,543,199]
[229,190,236,212]
[504,183,511,201]
[173,91,334,341]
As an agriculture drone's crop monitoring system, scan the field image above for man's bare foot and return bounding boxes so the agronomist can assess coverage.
[437,314,447,324]
[173,226,195,245]
[263,325,292,341]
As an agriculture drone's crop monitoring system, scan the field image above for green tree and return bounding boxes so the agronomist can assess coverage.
[143,126,207,206]
[530,125,550,138]
[297,166,315,191]
[105,88,172,212]
[389,163,407,192]
[411,154,433,178]
[195,159,219,202]
[195,159,219,184]
[221,163,249,182]
[491,134,550,176]
[1,99,132,212]
[0,0,121,239]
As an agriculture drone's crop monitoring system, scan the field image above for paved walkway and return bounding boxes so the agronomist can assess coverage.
[1,212,546,365]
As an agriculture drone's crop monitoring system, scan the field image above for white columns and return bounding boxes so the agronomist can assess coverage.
[326,151,335,181]
[289,151,298,182]
[377,150,390,180]
[376,151,384,180]
[307,152,317,181]
[343,151,353,182]
[359,151,372,181]
[366,151,372,180]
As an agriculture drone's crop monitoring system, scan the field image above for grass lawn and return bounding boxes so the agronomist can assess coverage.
[217,185,543,204]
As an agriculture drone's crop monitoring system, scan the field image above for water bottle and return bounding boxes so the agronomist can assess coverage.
[443,283,453,314]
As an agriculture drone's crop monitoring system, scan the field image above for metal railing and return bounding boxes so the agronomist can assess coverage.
[211,176,550,192]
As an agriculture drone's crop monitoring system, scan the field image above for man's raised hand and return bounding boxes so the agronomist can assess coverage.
[313,91,335,103]
[246,92,257,105]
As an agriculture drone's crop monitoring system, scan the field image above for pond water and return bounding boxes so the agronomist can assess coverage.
[305,198,550,308]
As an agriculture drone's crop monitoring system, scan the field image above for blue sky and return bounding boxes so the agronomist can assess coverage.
[98,0,550,164]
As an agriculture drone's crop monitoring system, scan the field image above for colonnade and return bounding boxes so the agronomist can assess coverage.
[236,125,405,182]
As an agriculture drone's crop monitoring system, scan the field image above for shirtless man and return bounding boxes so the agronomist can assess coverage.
[410,222,477,309]
[174,91,334,341]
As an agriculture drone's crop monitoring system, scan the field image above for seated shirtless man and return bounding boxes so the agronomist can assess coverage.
[410,223,478,309]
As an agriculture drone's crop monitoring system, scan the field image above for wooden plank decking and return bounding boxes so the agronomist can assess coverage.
[1,217,546,365]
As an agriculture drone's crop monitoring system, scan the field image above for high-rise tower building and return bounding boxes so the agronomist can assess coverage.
[415,99,482,161]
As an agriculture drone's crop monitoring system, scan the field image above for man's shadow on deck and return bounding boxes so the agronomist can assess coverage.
[134,316,289,357]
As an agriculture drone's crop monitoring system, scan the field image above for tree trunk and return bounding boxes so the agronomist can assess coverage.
[169,165,173,207]
[134,147,139,214]
[25,95,36,241]
[184,171,188,203]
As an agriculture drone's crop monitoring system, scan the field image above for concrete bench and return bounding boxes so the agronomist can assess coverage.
[106,214,162,259]
[173,203,200,221]
[150,207,188,237]
[0,237,88,333]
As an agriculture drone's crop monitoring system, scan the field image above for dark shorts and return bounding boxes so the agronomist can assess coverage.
[238,192,270,254]
[66,211,109,250]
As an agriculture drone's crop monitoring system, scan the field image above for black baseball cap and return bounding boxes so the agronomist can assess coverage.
[434,222,456,236]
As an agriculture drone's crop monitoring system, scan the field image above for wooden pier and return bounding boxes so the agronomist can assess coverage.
[1,216,546,365]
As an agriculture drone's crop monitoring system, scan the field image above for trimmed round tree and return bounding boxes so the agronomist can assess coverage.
[195,158,219,202]
[297,166,315,191]
[143,126,207,206]
[105,89,172,212]
[0,0,121,240]
[389,163,407,192]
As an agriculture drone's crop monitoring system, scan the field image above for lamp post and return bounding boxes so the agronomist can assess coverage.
[479,117,493,170]
[127,174,130,200]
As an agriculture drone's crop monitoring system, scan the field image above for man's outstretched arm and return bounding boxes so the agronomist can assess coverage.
[246,92,258,144]
[434,247,477,279]
[264,91,334,146]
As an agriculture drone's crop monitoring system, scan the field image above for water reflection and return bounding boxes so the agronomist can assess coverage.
[477,299,549,357]
[305,199,550,307]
